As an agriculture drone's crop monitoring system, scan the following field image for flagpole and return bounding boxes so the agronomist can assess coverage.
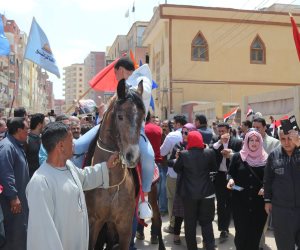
[8,53,16,117]
[65,86,93,113]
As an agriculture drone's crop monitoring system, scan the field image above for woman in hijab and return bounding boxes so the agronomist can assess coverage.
[168,123,197,245]
[227,130,268,250]
[174,131,217,250]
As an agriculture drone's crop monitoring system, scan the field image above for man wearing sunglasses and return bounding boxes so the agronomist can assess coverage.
[160,114,187,234]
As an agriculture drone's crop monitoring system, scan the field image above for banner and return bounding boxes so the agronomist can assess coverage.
[24,17,60,78]
[0,15,10,56]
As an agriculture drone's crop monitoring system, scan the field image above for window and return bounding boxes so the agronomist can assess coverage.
[191,31,208,61]
[250,35,266,64]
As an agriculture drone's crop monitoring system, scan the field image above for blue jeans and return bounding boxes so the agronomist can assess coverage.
[139,128,155,193]
[157,164,168,213]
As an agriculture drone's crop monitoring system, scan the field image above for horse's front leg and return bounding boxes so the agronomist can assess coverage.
[89,217,105,250]
[114,203,135,250]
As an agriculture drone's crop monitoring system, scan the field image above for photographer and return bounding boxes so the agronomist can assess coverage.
[167,123,197,245]
[174,131,217,250]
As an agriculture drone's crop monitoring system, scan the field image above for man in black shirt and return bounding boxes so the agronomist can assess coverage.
[26,113,45,177]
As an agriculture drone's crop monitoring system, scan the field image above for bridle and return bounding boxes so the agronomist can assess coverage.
[92,99,129,190]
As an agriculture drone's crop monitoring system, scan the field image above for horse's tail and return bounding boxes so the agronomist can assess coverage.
[83,125,101,167]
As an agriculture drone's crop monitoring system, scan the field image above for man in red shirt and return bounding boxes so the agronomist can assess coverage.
[136,112,163,243]
[145,112,163,166]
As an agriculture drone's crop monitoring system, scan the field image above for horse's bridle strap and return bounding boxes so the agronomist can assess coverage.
[96,140,115,154]
[106,168,127,189]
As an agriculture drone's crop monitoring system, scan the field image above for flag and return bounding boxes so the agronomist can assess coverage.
[150,80,158,111]
[274,115,289,128]
[290,14,300,61]
[89,58,119,91]
[246,105,254,118]
[0,14,10,56]
[129,49,139,69]
[24,17,60,78]
[132,1,135,12]
[223,107,239,123]
[125,9,129,18]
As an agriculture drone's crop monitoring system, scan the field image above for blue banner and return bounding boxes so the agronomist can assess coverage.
[24,17,60,78]
[0,15,10,56]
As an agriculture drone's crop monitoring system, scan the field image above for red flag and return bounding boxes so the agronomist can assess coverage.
[290,15,300,61]
[89,58,119,91]
[130,49,139,69]
[274,115,289,127]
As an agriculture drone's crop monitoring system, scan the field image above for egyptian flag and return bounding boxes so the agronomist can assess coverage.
[274,115,289,128]
[246,106,254,118]
[224,107,239,123]
[290,14,300,61]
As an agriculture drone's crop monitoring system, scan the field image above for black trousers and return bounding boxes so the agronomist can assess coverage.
[174,216,183,236]
[182,197,215,250]
[232,200,267,250]
[272,205,300,250]
[215,171,232,232]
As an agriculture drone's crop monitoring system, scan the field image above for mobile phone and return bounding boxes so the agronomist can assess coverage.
[289,115,299,131]
[281,119,292,135]
[232,185,244,191]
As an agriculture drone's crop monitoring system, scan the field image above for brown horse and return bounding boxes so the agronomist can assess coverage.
[85,79,145,250]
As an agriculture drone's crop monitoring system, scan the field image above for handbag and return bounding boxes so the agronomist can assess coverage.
[244,163,263,185]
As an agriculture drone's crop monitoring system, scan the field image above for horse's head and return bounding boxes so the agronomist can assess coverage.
[113,78,145,167]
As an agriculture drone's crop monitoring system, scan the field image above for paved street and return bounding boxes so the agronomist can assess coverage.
[135,214,276,249]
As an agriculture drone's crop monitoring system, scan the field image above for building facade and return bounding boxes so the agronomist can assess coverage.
[142,4,300,121]
[84,51,106,102]
[54,99,65,115]
[1,15,54,116]
[63,63,85,111]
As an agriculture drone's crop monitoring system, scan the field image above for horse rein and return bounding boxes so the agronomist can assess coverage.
[92,102,128,190]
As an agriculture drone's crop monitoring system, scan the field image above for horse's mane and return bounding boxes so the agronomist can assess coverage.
[116,88,145,114]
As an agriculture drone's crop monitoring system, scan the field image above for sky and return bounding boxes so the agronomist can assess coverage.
[1,0,300,99]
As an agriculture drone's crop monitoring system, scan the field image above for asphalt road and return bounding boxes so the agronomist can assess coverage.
[135,213,276,249]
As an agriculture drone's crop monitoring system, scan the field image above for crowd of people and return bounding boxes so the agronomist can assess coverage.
[0,57,299,250]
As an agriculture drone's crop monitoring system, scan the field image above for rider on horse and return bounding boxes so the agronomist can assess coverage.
[126,63,156,218]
